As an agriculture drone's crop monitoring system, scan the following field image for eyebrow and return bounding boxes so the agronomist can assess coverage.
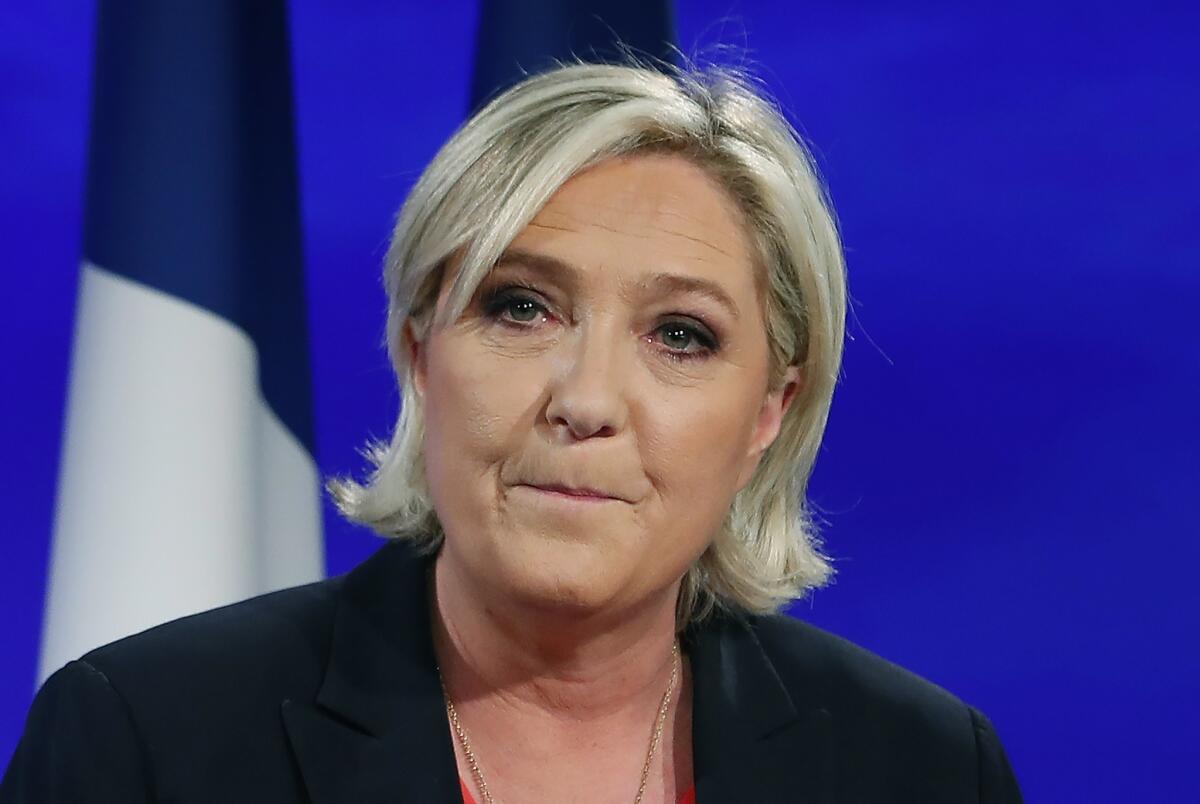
[492,247,741,320]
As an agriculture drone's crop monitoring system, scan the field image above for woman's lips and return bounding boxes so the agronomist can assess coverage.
[522,484,619,502]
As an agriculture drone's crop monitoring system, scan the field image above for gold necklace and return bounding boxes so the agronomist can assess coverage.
[440,641,681,804]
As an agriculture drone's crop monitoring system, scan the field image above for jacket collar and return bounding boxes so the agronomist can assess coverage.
[282,540,458,803]
[282,541,833,803]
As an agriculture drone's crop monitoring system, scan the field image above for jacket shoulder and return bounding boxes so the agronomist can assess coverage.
[78,574,345,699]
[744,612,1026,801]
[5,576,349,803]
[742,612,1023,801]
[747,612,970,726]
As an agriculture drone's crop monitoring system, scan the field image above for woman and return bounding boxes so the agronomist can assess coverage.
[2,62,1023,803]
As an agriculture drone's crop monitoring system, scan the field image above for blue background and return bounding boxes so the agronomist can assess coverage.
[3,2,1198,801]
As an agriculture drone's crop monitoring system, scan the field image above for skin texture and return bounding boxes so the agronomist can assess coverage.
[404,153,800,803]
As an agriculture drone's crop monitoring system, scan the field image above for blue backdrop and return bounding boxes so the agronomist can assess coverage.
[3,2,1198,801]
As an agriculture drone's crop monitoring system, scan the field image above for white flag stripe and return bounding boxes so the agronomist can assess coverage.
[39,262,322,683]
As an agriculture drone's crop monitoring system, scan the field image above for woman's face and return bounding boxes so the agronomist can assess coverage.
[408,153,799,619]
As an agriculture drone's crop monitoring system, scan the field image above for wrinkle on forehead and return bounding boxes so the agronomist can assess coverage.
[527,217,738,262]
[530,202,743,267]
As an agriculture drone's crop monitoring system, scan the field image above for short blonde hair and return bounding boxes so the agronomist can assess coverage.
[330,60,847,627]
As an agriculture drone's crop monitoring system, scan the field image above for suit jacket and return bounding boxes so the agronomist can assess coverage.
[2,540,1022,803]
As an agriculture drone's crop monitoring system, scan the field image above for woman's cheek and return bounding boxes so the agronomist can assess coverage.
[659,401,755,498]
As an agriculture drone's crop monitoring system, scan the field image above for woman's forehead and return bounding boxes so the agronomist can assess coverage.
[530,154,750,258]
[503,153,761,298]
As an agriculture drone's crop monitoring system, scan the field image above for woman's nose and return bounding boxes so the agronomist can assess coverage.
[543,322,629,441]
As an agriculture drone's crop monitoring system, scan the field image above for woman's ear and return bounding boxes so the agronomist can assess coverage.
[760,363,803,448]
[771,364,803,427]
[402,319,426,397]
[736,364,803,490]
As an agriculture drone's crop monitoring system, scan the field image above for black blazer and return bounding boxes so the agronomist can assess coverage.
[2,540,1022,803]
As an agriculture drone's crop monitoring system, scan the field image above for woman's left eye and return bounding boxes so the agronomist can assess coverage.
[654,321,718,362]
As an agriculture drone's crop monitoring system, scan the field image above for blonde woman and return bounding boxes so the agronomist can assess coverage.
[3,62,1022,803]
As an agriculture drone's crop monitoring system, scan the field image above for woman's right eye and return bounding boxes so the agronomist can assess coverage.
[482,286,550,326]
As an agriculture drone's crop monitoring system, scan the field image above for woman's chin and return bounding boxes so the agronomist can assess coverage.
[484,540,643,621]
[512,558,619,614]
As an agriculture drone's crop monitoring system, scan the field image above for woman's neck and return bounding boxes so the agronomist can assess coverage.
[428,549,693,804]
[430,550,682,721]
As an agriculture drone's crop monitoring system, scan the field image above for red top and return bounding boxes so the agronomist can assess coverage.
[461,778,697,803]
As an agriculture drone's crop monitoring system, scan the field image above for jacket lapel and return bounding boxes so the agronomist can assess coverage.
[687,613,835,803]
[282,542,461,804]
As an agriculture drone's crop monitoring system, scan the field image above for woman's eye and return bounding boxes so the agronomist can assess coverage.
[655,321,718,361]
[502,296,544,323]
[483,288,548,325]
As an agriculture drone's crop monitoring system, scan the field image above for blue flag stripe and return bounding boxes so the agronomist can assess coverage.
[83,0,314,453]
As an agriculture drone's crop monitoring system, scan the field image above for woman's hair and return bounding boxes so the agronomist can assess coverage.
[329,59,848,628]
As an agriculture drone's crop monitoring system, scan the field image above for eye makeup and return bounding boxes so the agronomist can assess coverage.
[478,280,722,363]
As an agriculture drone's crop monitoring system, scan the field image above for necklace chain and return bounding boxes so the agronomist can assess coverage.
[440,642,681,804]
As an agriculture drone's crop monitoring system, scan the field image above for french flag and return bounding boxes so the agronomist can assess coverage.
[38,1,323,682]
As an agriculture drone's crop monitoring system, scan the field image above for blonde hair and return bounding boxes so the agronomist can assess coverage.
[330,60,847,627]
